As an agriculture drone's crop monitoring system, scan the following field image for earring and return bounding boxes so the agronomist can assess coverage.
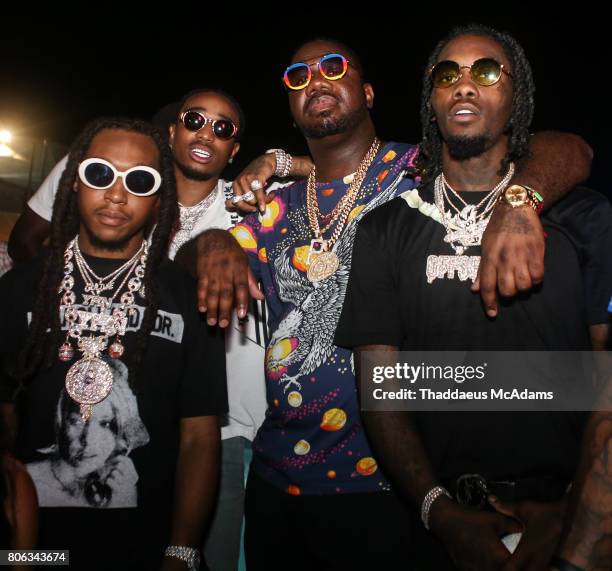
[228,157,233,164]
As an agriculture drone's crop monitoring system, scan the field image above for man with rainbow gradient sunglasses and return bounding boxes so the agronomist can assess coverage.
[183,36,593,569]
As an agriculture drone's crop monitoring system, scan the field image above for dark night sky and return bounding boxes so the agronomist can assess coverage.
[1,4,608,193]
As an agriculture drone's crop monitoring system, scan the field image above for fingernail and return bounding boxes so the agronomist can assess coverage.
[207,318,217,326]
[489,495,498,503]
[238,305,247,319]
[199,306,207,313]
[219,319,229,328]
[487,309,497,318]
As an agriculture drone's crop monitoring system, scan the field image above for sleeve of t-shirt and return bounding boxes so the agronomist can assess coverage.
[228,212,262,282]
[547,190,612,325]
[334,219,402,348]
[178,276,228,418]
[27,155,69,221]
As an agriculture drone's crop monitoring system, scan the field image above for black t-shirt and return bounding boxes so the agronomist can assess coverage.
[0,253,227,568]
[335,184,605,483]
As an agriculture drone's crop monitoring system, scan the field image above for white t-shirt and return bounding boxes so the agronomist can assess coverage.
[28,155,68,220]
[27,158,269,441]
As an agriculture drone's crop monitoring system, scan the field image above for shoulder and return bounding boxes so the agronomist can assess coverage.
[545,187,612,234]
[0,255,44,296]
[358,195,413,239]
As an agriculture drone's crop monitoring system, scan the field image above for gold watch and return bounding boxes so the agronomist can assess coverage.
[501,184,543,212]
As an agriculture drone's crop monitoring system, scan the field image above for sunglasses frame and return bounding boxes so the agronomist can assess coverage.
[429,58,513,88]
[283,53,350,91]
[78,158,162,197]
[179,109,238,140]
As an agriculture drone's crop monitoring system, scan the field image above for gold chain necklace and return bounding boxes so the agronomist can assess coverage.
[305,137,380,282]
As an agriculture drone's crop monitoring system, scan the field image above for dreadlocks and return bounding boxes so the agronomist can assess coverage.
[17,117,178,393]
[416,24,536,184]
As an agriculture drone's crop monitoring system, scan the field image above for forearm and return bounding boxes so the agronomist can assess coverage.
[558,366,612,568]
[288,155,313,178]
[168,417,221,547]
[355,346,438,507]
[514,131,592,209]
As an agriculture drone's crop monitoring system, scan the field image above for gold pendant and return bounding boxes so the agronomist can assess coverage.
[307,251,340,282]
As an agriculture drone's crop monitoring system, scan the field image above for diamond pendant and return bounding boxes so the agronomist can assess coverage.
[108,341,125,359]
[65,356,114,420]
[58,342,74,362]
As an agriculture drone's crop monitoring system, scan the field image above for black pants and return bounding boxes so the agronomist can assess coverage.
[245,470,414,571]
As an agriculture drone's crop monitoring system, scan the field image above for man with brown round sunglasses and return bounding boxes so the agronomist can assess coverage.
[336,24,612,570]
[180,35,594,568]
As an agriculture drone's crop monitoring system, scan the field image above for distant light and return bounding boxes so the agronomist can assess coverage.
[0,130,12,144]
[0,144,14,157]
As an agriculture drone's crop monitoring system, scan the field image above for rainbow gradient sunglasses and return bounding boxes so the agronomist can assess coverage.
[283,53,350,90]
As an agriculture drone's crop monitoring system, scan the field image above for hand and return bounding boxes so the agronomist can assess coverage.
[160,556,189,571]
[228,153,277,214]
[430,497,522,570]
[195,229,263,327]
[488,495,566,570]
[473,204,545,318]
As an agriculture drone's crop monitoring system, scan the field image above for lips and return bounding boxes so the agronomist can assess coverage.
[96,209,129,227]
[190,144,213,164]
[306,93,338,113]
[449,102,481,123]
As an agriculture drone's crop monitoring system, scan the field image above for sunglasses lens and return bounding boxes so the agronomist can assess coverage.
[125,169,157,195]
[182,110,205,131]
[284,64,310,89]
[83,162,114,188]
[471,58,502,86]
[213,119,236,140]
[431,61,460,88]
[320,54,347,80]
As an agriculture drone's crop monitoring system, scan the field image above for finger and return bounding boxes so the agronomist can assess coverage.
[527,253,545,286]
[205,276,220,326]
[488,510,523,536]
[256,188,267,214]
[478,256,498,317]
[471,269,481,292]
[217,280,235,328]
[514,267,533,292]
[497,269,517,298]
[197,275,209,313]
[248,268,265,301]
[488,495,520,520]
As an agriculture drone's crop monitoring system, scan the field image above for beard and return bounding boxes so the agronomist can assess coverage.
[298,105,368,139]
[174,158,215,181]
[446,134,490,160]
[80,219,141,253]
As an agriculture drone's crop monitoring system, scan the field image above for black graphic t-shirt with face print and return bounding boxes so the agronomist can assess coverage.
[0,254,227,568]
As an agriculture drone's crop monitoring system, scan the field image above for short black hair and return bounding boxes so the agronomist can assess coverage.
[289,37,367,82]
[416,23,536,183]
[176,88,246,141]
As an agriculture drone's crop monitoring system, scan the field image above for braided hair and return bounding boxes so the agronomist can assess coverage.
[17,117,178,393]
[416,24,536,184]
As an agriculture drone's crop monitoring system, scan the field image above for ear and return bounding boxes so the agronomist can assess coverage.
[363,83,375,109]
[230,142,241,161]
[168,124,176,148]
[72,180,79,193]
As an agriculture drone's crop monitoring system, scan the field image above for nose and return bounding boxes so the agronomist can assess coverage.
[451,69,478,99]
[196,120,215,142]
[305,64,331,97]
[104,176,128,204]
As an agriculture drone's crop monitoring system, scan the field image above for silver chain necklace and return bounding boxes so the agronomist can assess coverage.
[58,236,148,420]
[173,184,219,252]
